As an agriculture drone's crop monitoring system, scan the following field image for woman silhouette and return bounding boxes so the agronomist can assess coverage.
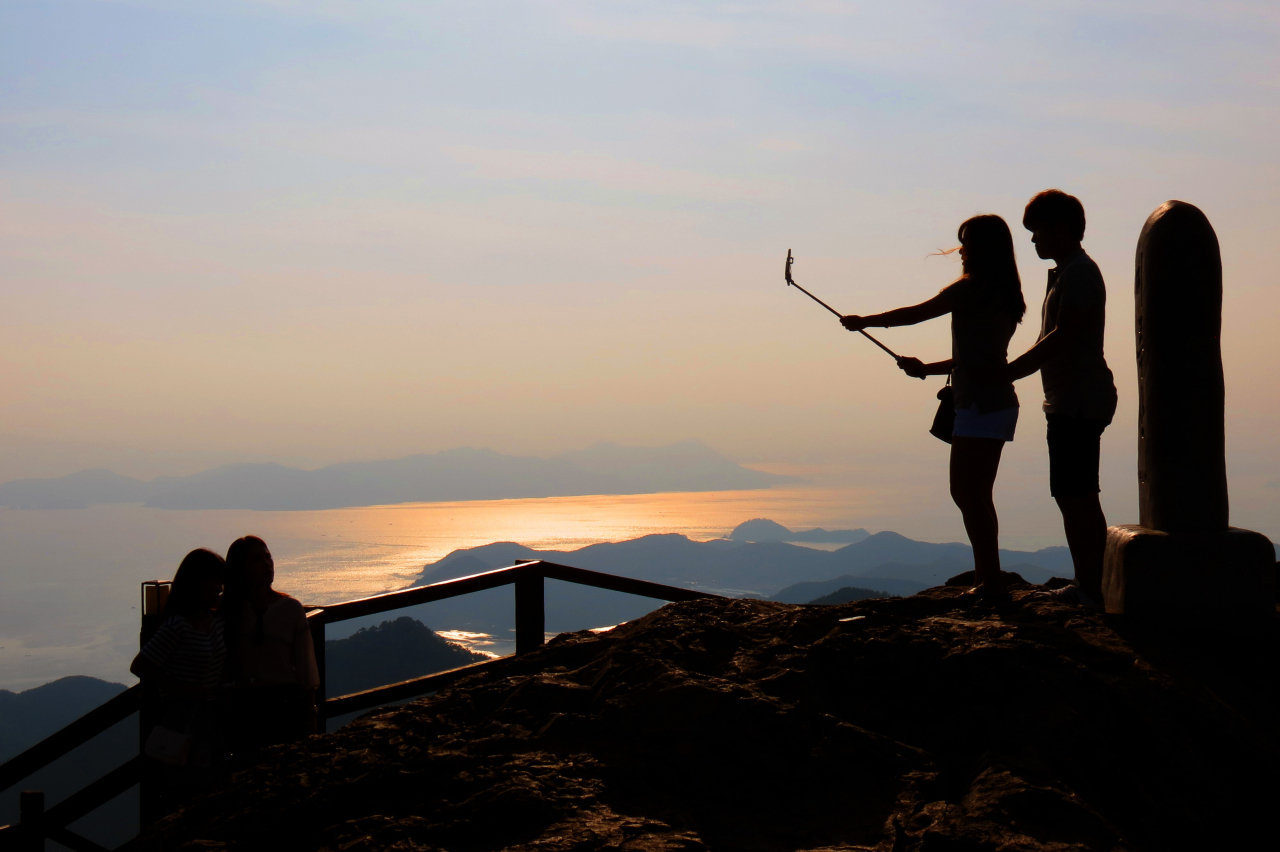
[130,548,228,803]
[841,215,1026,597]
[222,536,320,760]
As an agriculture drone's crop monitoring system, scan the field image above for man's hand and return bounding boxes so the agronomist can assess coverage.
[897,357,927,379]
[840,314,868,331]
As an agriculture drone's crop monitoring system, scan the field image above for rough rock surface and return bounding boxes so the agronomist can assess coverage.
[137,588,1279,851]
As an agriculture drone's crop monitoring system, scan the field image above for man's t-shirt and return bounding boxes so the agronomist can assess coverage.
[1037,250,1118,423]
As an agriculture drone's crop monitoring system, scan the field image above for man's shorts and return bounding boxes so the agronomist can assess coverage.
[1046,413,1109,498]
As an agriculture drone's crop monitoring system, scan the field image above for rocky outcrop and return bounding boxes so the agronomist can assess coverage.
[137,588,1279,851]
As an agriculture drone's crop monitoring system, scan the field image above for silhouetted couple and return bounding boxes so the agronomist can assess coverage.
[841,189,1116,606]
[130,536,320,807]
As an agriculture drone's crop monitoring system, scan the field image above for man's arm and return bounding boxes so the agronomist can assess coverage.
[1008,302,1087,380]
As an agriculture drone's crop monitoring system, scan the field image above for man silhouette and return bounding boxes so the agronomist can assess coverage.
[1007,190,1117,609]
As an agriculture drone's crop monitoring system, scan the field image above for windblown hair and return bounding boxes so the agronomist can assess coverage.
[164,548,226,618]
[1022,189,1085,241]
[957,214,1026,323]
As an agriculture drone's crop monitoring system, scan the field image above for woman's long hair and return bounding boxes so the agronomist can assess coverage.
[957,214,1026,323]
[223,535,268,615]
[164,548,226,618]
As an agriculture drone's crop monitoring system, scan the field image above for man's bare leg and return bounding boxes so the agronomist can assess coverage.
[1055,493,1106,601]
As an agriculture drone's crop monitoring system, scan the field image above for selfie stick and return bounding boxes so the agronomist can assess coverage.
[784,249,904,362]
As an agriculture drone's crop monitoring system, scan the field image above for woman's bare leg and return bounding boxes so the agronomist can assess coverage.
[949,436,1006,587]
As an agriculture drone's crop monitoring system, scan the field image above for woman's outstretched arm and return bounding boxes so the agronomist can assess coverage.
[897,357,954,379]
[840,290,953,332]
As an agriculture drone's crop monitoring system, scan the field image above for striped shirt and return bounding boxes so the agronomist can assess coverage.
[140,616,226,694]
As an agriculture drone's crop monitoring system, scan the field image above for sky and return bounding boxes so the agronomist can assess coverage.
[2,0,1278,540]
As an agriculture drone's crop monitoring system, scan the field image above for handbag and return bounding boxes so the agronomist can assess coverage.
[929,374,955,444]
[144,724,191,766]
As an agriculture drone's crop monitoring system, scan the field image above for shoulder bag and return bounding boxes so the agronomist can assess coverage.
[929,374,954,444]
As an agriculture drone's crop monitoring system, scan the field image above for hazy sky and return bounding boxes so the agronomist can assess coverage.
[3,1,1278,538]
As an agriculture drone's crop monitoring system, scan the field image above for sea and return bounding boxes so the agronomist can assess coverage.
[0,483,1068,691]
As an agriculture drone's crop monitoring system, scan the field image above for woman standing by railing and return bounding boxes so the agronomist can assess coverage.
[222,536,320,763]
[130,548,228,807]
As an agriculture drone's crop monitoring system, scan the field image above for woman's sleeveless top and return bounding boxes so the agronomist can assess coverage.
[942,277,1019,414]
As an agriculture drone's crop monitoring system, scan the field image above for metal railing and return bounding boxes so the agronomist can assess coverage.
[0,559,719,849]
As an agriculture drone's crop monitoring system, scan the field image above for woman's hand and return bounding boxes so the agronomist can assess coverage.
[840,315,868,331]
[897,357,928,379]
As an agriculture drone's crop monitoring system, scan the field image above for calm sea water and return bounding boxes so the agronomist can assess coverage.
[0,486,902,690]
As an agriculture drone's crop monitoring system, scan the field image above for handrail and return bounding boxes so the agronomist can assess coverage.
[322,656,514,718]
[0,757,142,852]
[2,556,723,849]
[538,561,716,601]
[312,560,715,624]
[0,684,141,794]
[44,757,143,832]
[311,560,720,719]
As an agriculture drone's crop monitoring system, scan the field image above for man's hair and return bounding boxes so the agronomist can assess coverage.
[1022,189,1085,241]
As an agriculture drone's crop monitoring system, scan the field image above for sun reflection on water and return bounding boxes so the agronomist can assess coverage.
[250,486,880,605]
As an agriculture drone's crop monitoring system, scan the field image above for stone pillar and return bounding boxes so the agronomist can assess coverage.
[1103,201,1275,630]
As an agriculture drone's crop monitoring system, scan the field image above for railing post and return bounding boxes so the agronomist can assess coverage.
[514,568,545,656]
[19,790,44,852]
[308,611,327,733]
[138,581,169,828]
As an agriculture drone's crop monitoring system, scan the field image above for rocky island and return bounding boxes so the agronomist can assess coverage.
[136,586,1278,851]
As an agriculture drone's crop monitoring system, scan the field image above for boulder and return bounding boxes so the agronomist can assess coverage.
[136,590,1279,851]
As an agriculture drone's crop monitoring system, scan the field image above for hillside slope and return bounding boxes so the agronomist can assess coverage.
[138,591,1279,851]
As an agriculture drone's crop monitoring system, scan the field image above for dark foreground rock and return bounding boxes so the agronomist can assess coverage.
[137,589,1279,851]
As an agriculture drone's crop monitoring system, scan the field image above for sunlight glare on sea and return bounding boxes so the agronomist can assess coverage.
[261,485,885,604]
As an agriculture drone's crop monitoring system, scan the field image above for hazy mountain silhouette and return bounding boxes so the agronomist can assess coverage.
[325,617,488,699]
[323,616,491,730]
[0,469,152,510]
[805,586,897,604]
[325,526,1075,641]
[772,575,927,603]
[0,441,796,511]
[729,518,870,543]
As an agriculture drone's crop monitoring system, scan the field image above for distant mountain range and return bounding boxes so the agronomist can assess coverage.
[805,586,898,605]
[0,441,795,511]
[325,616,488,699]
[728,518,870,544]
[322,525,1075,640]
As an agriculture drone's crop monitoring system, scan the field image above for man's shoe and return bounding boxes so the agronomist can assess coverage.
[1042,583,1102,611]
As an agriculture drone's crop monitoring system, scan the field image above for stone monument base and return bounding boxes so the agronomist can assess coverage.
[1103,525,1276,632]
